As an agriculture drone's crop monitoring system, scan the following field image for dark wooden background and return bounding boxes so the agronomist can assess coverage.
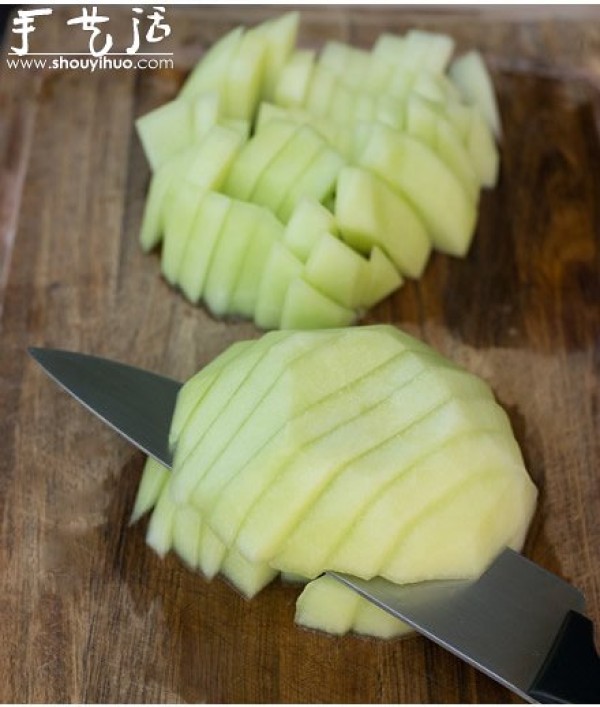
[1,5,599,703]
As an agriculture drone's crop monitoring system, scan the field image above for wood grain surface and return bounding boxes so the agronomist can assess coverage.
[1,5,599,703]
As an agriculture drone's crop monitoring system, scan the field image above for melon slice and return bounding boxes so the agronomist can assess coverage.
[335,166,431,278]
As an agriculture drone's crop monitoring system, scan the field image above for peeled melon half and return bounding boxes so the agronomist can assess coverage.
[133,326,537,639]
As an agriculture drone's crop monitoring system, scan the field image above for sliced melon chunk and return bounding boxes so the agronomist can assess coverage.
[335,166,431,278]
[180,26,244,101]
[177,192,232,303]
[274,50,316,108]
[278,146,345,222]
[252,11,300,100]
[283,197,336,262]
[222,29,266,120]
[296,575,410,638]
[130,457,170,524]
[281,279,356,330]
[223,120,298,200]
[136,99,194,171]
[220,547,278,598]
[360,247,404,309]
[203,200,265,317]
[173,330,334,506]
[250,125,325,215]
[161,181,204,284]
[139,150,194,252]
[304,231,370,309]
[450,51,502,139]
[230,209,284,318]
[254,242,304,330]
[355,124,477,256]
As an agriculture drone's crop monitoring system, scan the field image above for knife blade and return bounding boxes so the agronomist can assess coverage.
[28,347,600,704]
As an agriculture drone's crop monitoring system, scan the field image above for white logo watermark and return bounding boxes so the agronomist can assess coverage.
[6,6,175,72]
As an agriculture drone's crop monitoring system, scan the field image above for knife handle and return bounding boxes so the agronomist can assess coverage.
[528,610,600,704]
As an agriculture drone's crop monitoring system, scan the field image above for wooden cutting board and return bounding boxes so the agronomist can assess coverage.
[1,5,599,703]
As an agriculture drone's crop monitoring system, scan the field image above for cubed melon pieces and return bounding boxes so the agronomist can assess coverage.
[133,326,537,638]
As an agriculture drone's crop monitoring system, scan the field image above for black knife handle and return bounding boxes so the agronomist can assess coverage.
[528,610,600,703]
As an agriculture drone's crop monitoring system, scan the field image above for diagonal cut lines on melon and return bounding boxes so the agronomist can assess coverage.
[271,397,518,577]
[172,331,290,477]
[382,468,533,582]
[169,339,254,448]
[172,331,339,504]
[190,330,414,517]
[326,432,531,581]
[204,345,463,545]
[233,366,495,563]
[205,349,445,547]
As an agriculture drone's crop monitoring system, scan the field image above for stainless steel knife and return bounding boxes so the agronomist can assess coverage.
[28,347,600,704]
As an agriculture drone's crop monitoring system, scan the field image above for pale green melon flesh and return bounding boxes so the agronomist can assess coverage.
[180,26,244,100]
[235,365,495,563]
[161,181,204,284]
[172,505,202,570]
[254,242,304,330]
[171,331,290,501]
[271,398,517,578]
[220,547,278,598]
[207,345,443,547]
[278,147,345,222]
[135,328,536,639]
[222,29,266,120]
[252,11,300,100]
[195,329,407,524]
[296,574,410,638]
[169,339,254,448]
[360,247,404,308]
[203,200,265,317]
[223,120,299,200]
[304,231,369,309]
[280,279,356,330]
[139,151,194,252]
[229,210,284,318]
[136,99,194,171]
[283,197,336,262]
[449,51,502,139]
[172,331,335,506]
[130,457,170,524]
[355,124,477,256]
[274,50,316,108]
[250,126,326,216]
[177,192,232,304]
[335,166,431,278]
